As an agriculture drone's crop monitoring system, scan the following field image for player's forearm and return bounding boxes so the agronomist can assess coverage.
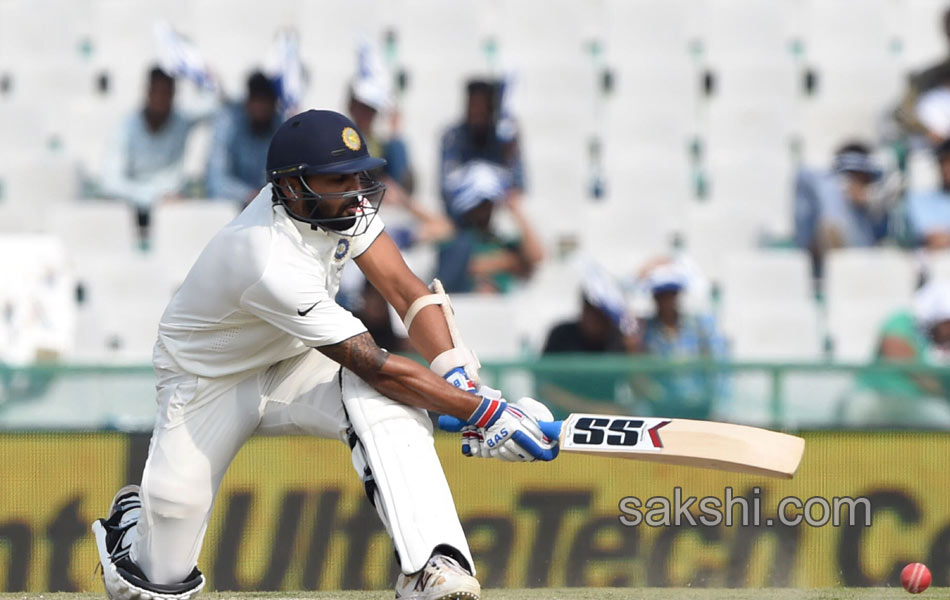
[317,332,477,418]
[403,304,455,363]
[367,353,480,419]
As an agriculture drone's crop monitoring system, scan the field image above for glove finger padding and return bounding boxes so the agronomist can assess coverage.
[483,405,559,462]
[460,426,483,457]
[512,396,554,422]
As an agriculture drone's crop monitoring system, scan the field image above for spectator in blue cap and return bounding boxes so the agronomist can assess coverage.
[794,141,890,277]
[907,138,950,249]
[434,160,544,293]
[439,79,525,224]
[637,260,727,419]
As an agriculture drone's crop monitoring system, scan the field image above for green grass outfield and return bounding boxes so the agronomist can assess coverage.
[0,590,937,600]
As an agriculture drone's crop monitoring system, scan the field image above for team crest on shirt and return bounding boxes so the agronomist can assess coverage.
[334,238,350,260]
[342,127,361,151]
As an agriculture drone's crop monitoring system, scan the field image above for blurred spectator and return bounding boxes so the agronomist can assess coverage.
[101,66,213,245]
[435,161,544,293]
[440,79,525,223]
[635,261,727,419]
[794,142,888,276]
[346,48,452,250]
[383,182,455,251]
[348,43,413,193]
[539,262,639,417]
[206,71,282,206]
[894,8,950,140]
[914,75,950,145]
[352,281,408,353]
[544,262,639,355]
[842,281,950,427]
[907,139,950,249]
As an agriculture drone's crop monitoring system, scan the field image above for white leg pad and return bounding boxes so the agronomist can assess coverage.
[92,521,205,600]
[341,369,474,575]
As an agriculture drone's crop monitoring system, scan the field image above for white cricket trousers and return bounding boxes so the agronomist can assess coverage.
[130,344,473,585]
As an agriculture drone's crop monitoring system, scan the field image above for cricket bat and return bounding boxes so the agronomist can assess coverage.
[428,277,804,479]
[439,413,804,479]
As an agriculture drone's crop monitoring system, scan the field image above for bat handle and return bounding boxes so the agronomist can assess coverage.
[438,415,564,441]
[438,415,467,432]
[538,420,564,440]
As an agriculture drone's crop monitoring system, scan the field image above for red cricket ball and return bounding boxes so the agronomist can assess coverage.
[901,562,932,594]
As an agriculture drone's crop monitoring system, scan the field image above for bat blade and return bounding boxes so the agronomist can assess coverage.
[559,413,804,479]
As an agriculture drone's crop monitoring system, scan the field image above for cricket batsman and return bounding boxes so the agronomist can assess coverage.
[90,109,558,600]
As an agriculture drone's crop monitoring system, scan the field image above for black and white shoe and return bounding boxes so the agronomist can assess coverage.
[394,554,480,600]
[94,485,141,564]
[91,485,205,600]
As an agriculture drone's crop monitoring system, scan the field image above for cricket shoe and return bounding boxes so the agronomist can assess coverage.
[91,485,205,600]
[394,554,480,600]
[93,484,142,564]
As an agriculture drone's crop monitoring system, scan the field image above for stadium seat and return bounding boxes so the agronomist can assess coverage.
[702,0,799,63]
[0,102,47,157]
[0,200,47,234]
[680,203,768,282]
[826,305,894,363]
[47,200,137,258]
[151,201,239,284]
[603,149,693,208]
[705,153,793,237]
[824,247,917,361]
[781,369,854,428]
[705,103,795,160]
[803,0,897,76]
[899,0,948,68]
[0,234,75,364]
[445,293,522,359]
[605,0,698,65]
[720,250,813,305]
[59,98,125,179]
[722,300,822,361]
[71,253,173,363]
[0,157,80,205]
[579,201,680,268]
[513,259,585,354]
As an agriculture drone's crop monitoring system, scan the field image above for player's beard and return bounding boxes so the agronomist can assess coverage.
[317,198,361,232]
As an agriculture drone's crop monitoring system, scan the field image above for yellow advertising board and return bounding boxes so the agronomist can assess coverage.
[0,432,946,592]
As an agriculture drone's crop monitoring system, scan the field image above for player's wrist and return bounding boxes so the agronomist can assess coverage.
[443,366,477,394]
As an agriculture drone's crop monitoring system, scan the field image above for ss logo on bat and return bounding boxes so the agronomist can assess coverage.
[572,417,643,447]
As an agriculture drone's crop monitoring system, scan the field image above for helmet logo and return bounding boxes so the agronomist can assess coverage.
[342,127,361,151]
[334,239,350,260]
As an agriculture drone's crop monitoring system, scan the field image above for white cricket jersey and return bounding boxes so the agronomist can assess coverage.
[156,184,382,379]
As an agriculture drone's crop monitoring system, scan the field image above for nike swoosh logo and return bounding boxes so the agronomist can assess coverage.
[297,301,321,316]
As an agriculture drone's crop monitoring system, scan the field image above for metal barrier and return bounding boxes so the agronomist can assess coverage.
[2,357,950,430]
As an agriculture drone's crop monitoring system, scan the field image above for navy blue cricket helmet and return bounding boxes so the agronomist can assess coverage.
[267,110,387,235]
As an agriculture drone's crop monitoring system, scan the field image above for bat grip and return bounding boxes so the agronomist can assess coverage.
[437,415,564,440]
[538,420,564,440]
[437,415,466,432]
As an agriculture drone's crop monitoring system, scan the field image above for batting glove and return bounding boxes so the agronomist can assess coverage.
[463,396,559,462]
[442,366,496,457]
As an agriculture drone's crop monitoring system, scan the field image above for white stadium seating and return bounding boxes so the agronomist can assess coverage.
[151,201,239,285]
[0,0,940,370]
[824,248,918,362]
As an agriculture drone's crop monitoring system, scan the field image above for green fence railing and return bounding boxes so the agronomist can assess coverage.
[3,356,950,431]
